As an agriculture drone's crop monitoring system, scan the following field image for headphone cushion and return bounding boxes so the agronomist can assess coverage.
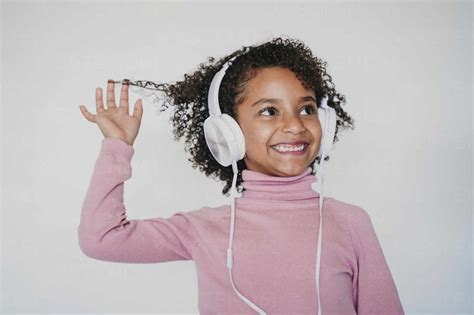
[220,114,246,160]
[203,115,245,166]
[317,107,337,158]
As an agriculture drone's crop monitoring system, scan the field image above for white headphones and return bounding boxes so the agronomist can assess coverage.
[203,50,337,315]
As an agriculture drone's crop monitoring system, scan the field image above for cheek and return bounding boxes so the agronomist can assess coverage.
[306,123,322,154]
[311,121,323,139]
[242,124,274,149]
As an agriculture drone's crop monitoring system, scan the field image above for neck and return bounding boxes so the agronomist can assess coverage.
[239,167,319,201]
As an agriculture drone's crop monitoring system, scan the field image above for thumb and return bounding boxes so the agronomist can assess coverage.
[133,99,143,120]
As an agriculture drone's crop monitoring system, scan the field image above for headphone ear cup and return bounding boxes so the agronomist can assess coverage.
[220,114,246,161]
[317,104,337,159]
[203,114,245,167]
[317,108,326,158]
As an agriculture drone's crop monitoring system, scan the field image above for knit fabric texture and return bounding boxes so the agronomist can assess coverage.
[78,138,405,315]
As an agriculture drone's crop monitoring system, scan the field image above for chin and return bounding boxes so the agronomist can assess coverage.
[274,165,308,177]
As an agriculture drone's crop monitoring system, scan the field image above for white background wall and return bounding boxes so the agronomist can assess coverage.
[1,0,472,314]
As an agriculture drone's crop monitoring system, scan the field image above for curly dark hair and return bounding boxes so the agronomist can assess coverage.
[126,36,355,196]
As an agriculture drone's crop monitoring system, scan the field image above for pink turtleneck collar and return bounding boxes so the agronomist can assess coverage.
[239,166,320,201]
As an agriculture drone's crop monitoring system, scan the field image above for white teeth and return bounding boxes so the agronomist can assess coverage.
[273,144,306,152]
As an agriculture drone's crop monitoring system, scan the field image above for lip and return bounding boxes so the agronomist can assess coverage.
[271,141,308,146]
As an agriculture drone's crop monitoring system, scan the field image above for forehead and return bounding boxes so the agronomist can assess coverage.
[243,67,315,98]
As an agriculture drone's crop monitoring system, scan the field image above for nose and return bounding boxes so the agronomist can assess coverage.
[281,113,306,134]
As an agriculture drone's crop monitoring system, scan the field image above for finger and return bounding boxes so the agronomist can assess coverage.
[79,105,96,123]
[132,99,143,121]
[107,79,116,109]
[119,80,129,111]
[96,88,105,113]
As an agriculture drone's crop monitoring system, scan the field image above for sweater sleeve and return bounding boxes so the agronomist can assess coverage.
[349,207,405,315]
[77,138,195,263]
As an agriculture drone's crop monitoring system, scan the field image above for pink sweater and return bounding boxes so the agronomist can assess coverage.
[78,138,405,315]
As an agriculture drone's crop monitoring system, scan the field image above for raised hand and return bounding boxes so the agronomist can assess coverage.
[79,79,143,146]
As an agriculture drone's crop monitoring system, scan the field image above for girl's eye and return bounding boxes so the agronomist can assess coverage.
[258,104,317,116]
[259,106,277,116]
[301,104,317,115]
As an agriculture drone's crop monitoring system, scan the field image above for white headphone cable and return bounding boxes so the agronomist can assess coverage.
[315,151,325,315]
[226,162,267,315]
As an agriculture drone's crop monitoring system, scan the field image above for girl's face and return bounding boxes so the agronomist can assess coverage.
[235,66,322,177]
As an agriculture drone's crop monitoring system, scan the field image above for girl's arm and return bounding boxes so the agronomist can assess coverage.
[77,138,195,263]
[349,207,405,314]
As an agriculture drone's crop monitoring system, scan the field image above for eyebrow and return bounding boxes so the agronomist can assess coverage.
[251,96,317,107]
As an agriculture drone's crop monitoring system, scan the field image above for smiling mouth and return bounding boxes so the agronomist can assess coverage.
[271,143,309,154]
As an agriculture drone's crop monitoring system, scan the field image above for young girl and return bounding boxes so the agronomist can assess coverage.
[78,37,404,314]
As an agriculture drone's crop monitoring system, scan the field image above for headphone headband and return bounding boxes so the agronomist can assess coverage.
[208,55,239,116]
